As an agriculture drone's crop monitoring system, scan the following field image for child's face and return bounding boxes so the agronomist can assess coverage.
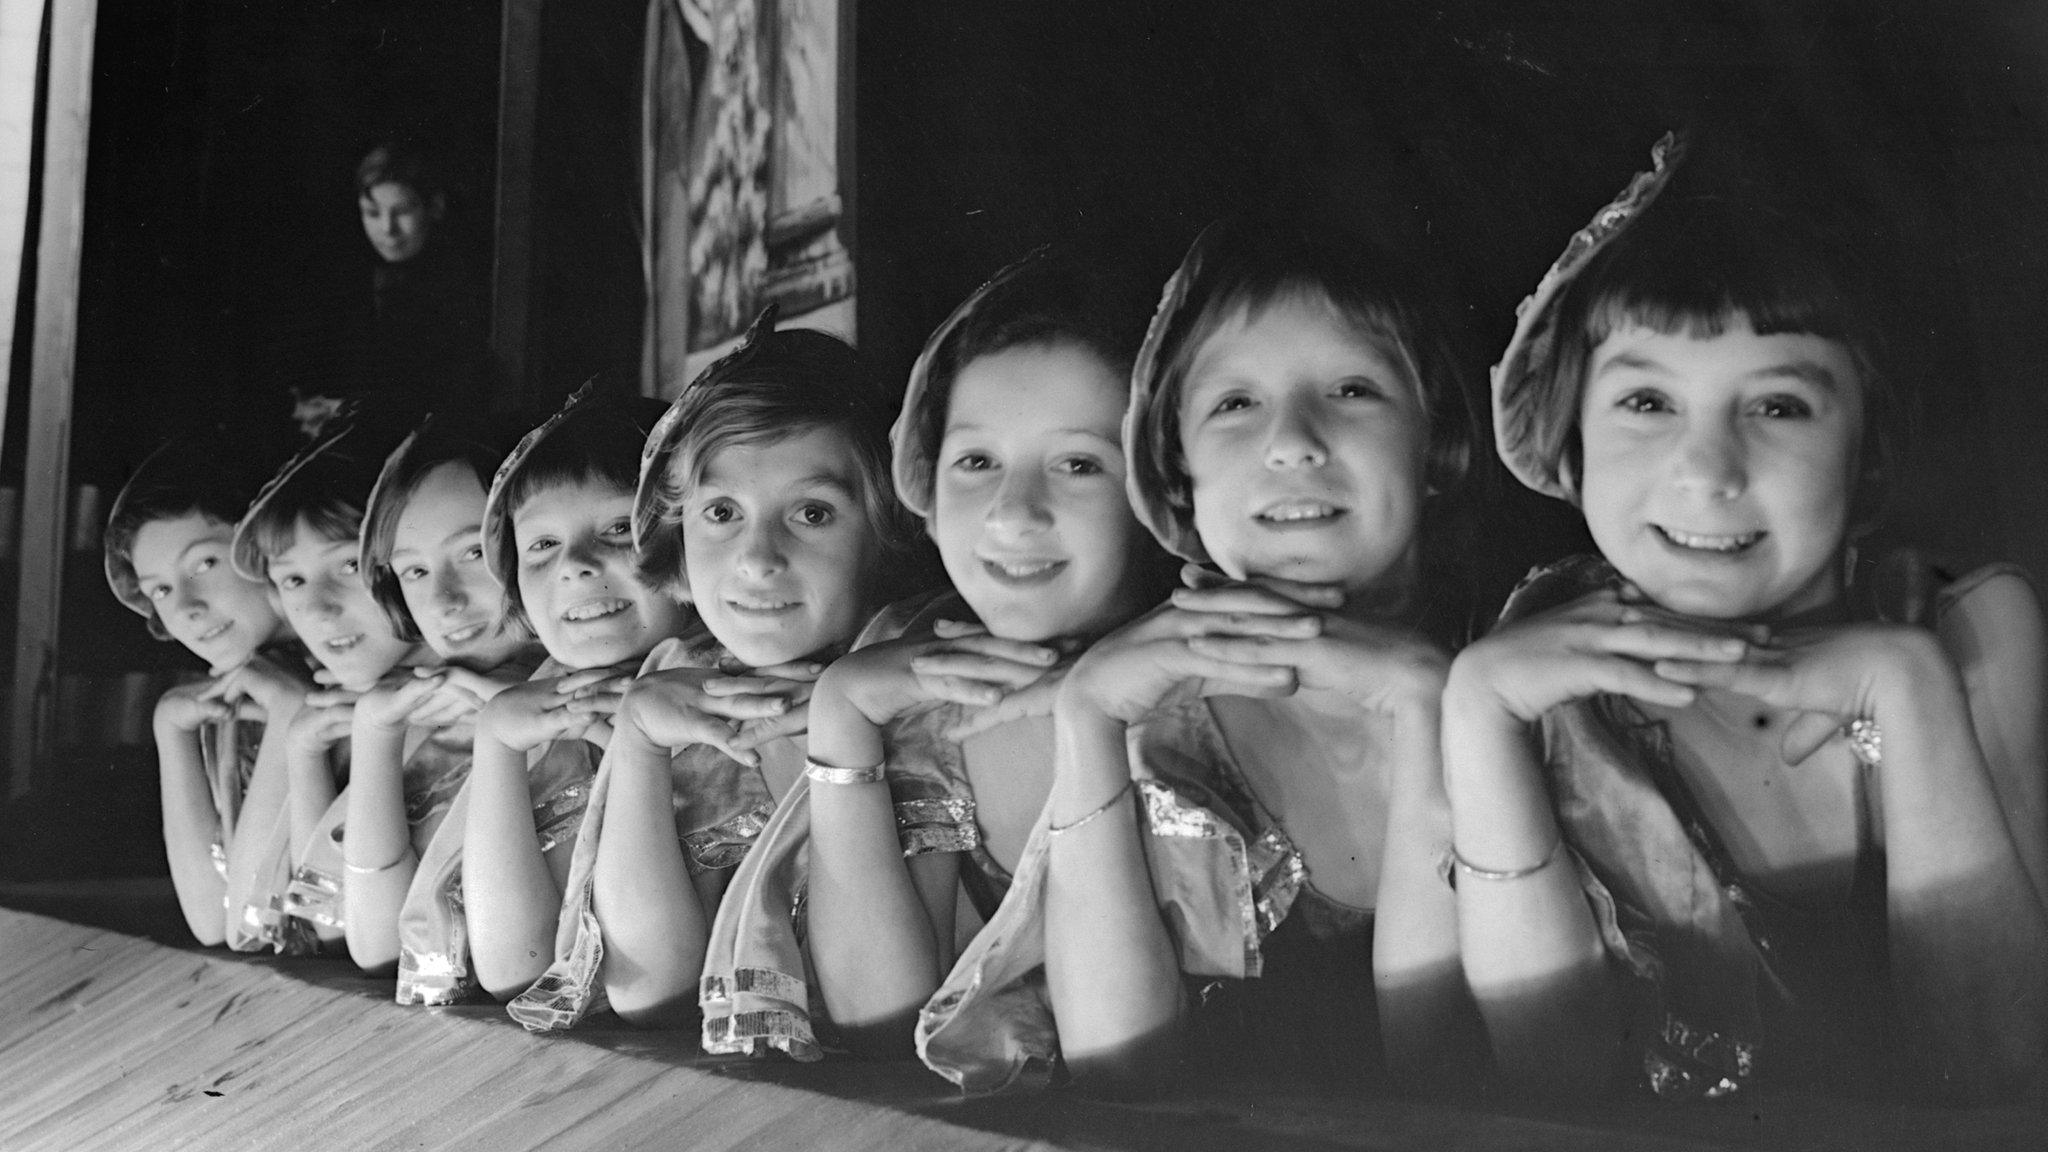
[131,512,283,672]
[680,427,882,667]
[514,478,688,668]
[934,342,1152,642]
[1178,297,1430,602]
[390,462,529,670]
[1577,317,1862,620]
[269,518,415,689]
[359,181,434,264]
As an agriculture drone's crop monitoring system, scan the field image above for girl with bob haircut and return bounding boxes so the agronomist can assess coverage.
[339,416,545,981]
[950,220,1483,1092]
[104,433,311,948]
[698,251,1169,1065]
[507,308,922,1031]
[461,384,692,1001]
[1451,133,2047,1101]
[230,405,426,948]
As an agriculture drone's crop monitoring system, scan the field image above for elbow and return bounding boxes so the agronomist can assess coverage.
[187,912,228,948]
[610,992,699,1031]
[345,929,400,976]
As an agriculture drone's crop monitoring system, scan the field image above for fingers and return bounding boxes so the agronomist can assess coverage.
[733,707,809,749]
[559,688,627,717]
[1600,620,1749,664]
[944,680,1060,741]
[693,692,795,722]
[748,659,828,683]
[1170,583,1335,619]
[931,618,988,641]
[1651,658,1787,703]
[304,688,364,709]
[554,663,638,695]
[1780,710,1848,767]
[910,651,1055,693]
[927,633,1059,667]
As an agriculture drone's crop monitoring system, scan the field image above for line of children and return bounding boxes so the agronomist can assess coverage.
[107,136,2045,1104]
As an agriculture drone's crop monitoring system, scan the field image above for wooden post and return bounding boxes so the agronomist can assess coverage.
[0,0,50,459]
[8,0,96,798]
[490,0,543,412]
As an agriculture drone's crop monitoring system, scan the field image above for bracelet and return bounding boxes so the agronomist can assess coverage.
[345,846,417,876]
[1451,834,1562,882]
[1843,717,1883,768]
[804,758,886,786]
[1048,780,1135,837]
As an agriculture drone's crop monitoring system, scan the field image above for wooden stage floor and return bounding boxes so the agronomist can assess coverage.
[1,889,2042,1151]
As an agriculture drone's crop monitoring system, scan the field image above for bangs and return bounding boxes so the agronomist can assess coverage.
[1577,219,1864,350]
[248,492,363,567]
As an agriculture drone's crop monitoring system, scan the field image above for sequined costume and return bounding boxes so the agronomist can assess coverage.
[506,631,790,1031]
[914,679,1375,1093]
[210,713,318,956]
[1498,552,2018,1099]
[392,658,602,1005]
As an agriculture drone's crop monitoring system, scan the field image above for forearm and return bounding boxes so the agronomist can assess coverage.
[1442,676,1614,1090]
[154,720,228,945]
[1371,701,1485,1086]
[592,728,708,1027]
[805,692,943,1041]
[285,746,340,858]
[1043,701,1183,1081]
[1875,644,2048,1093]
[341,725,417,972]
[463,736,562,998]
[220,714,297,946]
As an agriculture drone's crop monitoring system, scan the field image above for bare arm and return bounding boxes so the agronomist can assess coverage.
[339,677,441,974]
[153,684,231,944]
[590,721,713,1027]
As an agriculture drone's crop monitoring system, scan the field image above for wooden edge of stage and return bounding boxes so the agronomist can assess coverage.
[0,906,2042,1152]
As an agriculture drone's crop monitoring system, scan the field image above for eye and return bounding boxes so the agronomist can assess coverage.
[192,556,217,574]
[793,501,835,527]
[1333,378,1385,401]
[147,583,171,602]
[701,500,739,525]
[399,564,429,583]
[949,451,995,473]
[1055,455,1104,477]
[276,573,305,592]
[1209,393,1252,416]
[462,544,485,563]
[524,536,559,555]
[341,558,359,576]
[1614,389,1671,415]
[601,518,634,544]
[1754,395,1813,419]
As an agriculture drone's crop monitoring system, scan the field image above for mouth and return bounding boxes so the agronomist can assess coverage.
[1653,525,1766,554]
[194,620,233,644]
[561,598,632,624]
[322,634,364,655]
[980,557,1067,587]
[441,620,490,646]
[725,595,801,617]
[1254,500,1346,526]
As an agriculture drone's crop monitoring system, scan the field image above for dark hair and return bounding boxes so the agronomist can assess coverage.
[899,252,1151,515]
[362,420,515,642]
[241,454,373,576]
[356,142,442,202]
[105,452,270,640]
[1134,222,1477,538]
[1540,196,1895,533]
[644,329,921,597]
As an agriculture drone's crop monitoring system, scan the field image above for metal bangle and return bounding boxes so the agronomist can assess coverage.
[1047,780,1135,837]
[1844,717,1883,769]
[1452,833,1562,882]
[804,758,886,786]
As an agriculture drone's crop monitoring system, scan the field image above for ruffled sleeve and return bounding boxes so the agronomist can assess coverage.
[699,775,825,1060]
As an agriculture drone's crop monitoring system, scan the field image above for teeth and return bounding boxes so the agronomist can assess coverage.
[987,559,1060,578]
[443,622,486,644]
[196,621,231,642]
[563,599,628,622]
[325,635,362,652]
[1660,527,1763,553]
[730,598,795,611]
[1258,502,1339,523]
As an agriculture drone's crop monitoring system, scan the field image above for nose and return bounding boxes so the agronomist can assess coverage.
[171,583,205,618]
[1672,416,1749,501]
[306,580,344,619]
[558,535,603,580]
[1263,395,1329,470]
[985,465,1053,536]
[431,563,468,615]
[735,519,789,580]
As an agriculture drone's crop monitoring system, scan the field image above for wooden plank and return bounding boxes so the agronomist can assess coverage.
[7,0,95,798]
[489,0,543,411]
[0,0,49,460]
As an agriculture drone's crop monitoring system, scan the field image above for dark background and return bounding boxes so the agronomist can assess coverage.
[6,0,2048,876]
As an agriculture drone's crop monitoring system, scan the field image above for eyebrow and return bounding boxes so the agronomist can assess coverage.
[942,421,1120,445]
[1593,351,1843,392]
[697,471,862,499]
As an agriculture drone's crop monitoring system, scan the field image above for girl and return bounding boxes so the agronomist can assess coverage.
[507,309,920,1030]
[956,222,1480,1092]
[104,435,310,947]
[463,383,692,1000]
[761,251,1168,1066]
[341,417,544,977]
[229,408,425,946]
[1451,134,2048,1100]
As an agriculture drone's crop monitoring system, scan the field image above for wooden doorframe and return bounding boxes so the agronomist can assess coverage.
[490,0,543,412]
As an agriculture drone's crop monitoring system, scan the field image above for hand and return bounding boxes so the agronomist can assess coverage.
[1447,588,1751,724]
[354,667,482,733]
[616,661,817,766]
[1060,588,1316,726]
[481,664,635,752]
[213,651,312,716]
[827,621,1059,729]
[287,687,360,765]
[1653,621,1936,765]
[155,678,235,734]
[1170,582,1448,714]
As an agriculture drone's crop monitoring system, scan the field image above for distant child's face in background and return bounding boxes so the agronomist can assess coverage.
[514,478,688,668]
[269,518,415,689]
[390,462,529,670]
[1577,316,1863,621]
[933,342,1152,643]
[359,181,435,264]
[1178,296,1430,603]
[680,426,882,667]
[131,512,284,672]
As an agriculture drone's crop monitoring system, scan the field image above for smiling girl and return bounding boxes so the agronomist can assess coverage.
[462,385,692,1000]
[945,222,1483,1092]
[1454,135,2048,1100]
[504,311,922,1031]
